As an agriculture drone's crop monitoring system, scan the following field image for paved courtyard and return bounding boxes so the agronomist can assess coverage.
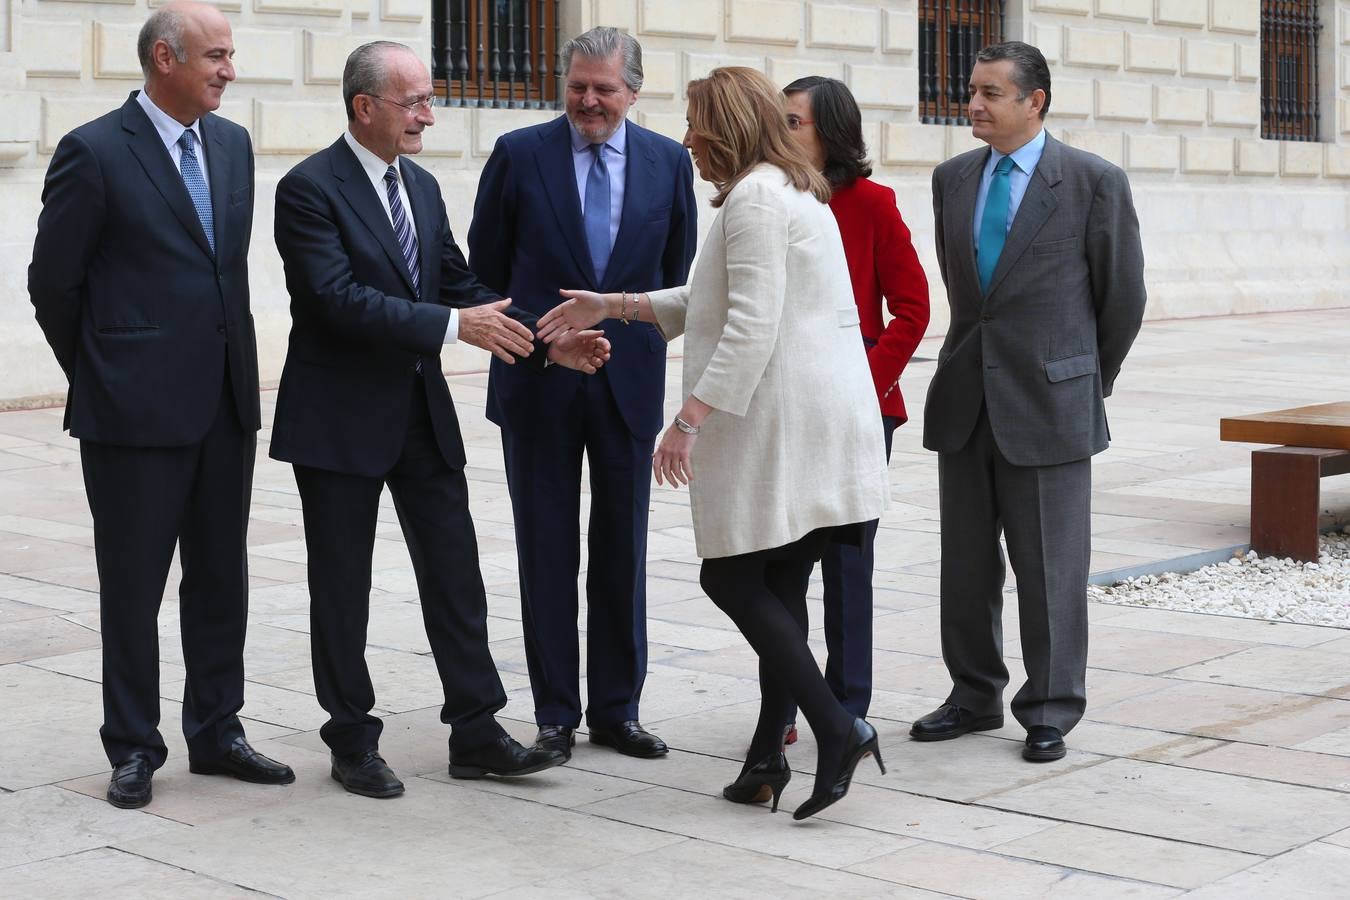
[3,308,1350,898]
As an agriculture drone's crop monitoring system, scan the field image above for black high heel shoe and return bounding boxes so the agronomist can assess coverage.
[722,753,792,813]
[792,718,885,822]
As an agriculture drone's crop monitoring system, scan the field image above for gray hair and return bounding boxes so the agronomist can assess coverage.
[137,8,188,79]
[561,26,643,92]
[343,41,411,120]
[975,41,1052,119]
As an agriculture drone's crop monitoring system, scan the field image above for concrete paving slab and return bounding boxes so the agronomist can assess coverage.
[847,839,1183,898]
[1183,840,1350,899]
[989,821,1263,890]
[982,757,1350,855]
[0,847,259,899]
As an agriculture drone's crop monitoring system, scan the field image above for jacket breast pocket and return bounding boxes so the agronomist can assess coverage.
[837,307,861,328]
[1032,236,1077,256]
[98,324,160,336]
[1043,352,1097,383]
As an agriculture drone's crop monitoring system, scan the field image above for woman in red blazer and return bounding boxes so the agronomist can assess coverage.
[782,76,930,730]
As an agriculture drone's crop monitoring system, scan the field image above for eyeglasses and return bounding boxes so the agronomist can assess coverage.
[786,114,814,131]
[367,94,436,114]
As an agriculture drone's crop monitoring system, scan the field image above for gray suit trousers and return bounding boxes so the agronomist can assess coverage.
[938,407,1091,734]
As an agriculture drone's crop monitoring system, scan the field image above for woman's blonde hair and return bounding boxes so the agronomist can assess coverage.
[686,67,831,208]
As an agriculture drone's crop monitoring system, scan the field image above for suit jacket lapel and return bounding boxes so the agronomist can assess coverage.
[950,148,987,292]
[202,113,230,258]
[121,95,215,261]
[984,134,1062,299]
[607,122,656,290]
[332,138,418,298]
[534,118,596,288]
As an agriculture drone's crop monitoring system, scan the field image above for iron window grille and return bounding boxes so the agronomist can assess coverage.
[919,0,1005,126]
[1261,0,1321,141]
[432,0,561,109]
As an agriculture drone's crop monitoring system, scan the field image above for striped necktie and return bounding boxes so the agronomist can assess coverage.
[177,130,214,253]
[384,165,420,297]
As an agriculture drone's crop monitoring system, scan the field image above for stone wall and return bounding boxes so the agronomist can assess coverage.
[1,0,1348,404]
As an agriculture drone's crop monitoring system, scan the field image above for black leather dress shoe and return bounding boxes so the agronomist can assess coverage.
[189,737,296,785]
[107,752,154,809]
[589,721,668,758]
[909,703,1004,742]
[1023,725,1066,762]
[449,735,566,779]
[535,725,576,760]
[331,748,404,798]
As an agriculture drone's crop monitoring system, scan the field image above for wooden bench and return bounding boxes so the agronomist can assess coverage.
[1219,402,1350,562]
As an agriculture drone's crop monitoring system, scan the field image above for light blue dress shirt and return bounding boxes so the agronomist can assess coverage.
[135,88,209,190]
[972,128,1046,247]
[569,119,627,250]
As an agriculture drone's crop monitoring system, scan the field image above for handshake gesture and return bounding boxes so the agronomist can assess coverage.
[460,298,611,374]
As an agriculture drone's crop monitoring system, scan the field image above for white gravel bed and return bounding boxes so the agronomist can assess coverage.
[1089,528,1350,629]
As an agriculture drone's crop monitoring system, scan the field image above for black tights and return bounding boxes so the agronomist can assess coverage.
[700,529,856,797]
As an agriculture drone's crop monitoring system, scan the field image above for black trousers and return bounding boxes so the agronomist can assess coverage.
[938,407,1092,733]
[817,414,899,718]
[81,374,251,769]
[700,528,854,759]
[294,381,505,756]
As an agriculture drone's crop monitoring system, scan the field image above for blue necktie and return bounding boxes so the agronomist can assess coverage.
[177,130,214,253]
[383,165,421,297]
[583,143,612,284]
[977,154,1016,294]
[384,165,423,374]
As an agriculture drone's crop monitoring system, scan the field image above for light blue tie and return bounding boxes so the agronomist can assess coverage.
[583,143,611,284]
[177,130,214,254]
[977,154,1016,294]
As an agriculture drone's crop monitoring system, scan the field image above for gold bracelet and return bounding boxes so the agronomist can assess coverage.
[620,291,632,325]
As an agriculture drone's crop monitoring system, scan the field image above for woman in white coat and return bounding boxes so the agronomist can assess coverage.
[538,66,889,822]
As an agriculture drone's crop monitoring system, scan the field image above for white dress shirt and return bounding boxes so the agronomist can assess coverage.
[136,88,208,188]
[343,131,458,343]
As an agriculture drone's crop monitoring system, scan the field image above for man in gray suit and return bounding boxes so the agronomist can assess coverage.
[911,41,1145,761]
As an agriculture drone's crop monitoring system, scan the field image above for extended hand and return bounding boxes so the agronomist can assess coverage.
[547,329,612,374]
[537,289,608,343]
[652,424,696,488]
[459,298,535,363]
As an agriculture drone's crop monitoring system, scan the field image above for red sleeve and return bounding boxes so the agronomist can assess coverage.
[867,188,930,401]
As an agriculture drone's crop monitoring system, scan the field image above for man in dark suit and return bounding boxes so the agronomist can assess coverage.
[270,40,610,798]
[28,1,294,809]
[912,42,1146,761]
[468,27,697,760]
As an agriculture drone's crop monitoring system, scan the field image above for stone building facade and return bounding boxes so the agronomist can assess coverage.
[1,0,1348,403]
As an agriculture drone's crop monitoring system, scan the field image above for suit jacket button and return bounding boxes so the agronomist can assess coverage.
[980,314,993,322]
[217,324,226,334]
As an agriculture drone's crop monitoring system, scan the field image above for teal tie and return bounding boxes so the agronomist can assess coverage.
[977,155,1016,294]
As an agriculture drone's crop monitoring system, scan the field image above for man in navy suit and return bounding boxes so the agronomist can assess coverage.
[269,41,610,798]
[28,1,294,809]
[468,27,697,760]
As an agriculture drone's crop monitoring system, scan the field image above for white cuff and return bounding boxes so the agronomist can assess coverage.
[443,308,459,344]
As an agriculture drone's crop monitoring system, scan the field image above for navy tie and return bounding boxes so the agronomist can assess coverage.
[977,154,1016,294]
[583,143,612,284]
[384,165,423,374]
[383,165,420,297]
[177,130,214,253]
